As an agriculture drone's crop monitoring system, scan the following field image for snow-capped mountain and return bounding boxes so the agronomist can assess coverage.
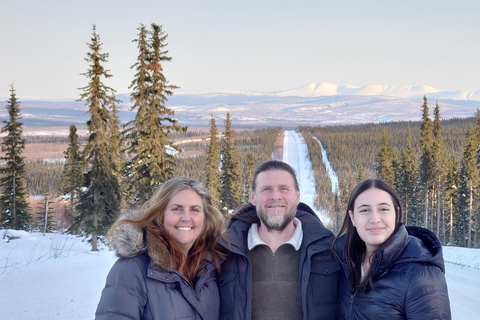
[1,83,479,128]
[176,82,480,101]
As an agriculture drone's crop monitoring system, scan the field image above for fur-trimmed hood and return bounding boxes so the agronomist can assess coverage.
[110,212,173,271]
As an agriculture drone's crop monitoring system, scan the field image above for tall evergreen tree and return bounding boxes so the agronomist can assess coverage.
[458,124,478,247]
[445,156,458,245]
[399,125,418,226]
[37,184,56,235]
[356,160,366,183]
[243,151,255,202]
[419,96,434,228]
[109,101,124,187]
[71,25,122,251]
[60,124,84,228]
[220,113,242,215]
[432,103,448,235]
[123,23,186,206]
[473,109,480,247]
[205,115,221,206]
[332,192,342,234]
[375,128,395,185]
[0,85,31,230]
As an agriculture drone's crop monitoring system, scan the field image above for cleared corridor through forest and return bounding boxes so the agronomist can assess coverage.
[282,130,329,223]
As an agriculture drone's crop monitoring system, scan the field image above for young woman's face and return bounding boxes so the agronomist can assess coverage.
[163,189,205,255]
[349,188,397,253]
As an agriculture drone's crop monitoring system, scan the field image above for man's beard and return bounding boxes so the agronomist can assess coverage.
[258,201,296,232]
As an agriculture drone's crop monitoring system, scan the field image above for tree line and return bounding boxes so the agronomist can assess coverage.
[0,23,279,250]
[2,23,479,250]
[301,98,480,248]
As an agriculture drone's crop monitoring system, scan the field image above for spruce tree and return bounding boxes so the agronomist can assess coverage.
[356,161,366,183]
[375,128,395,185]
[398,125,417,226]
[445,156,458,245]
[71,25,122,251]
[473,109,480,247]
[458,124,478,247]
[220,113,242,214]
[432,103,447,235]
[419,96,434,228]
[123,23,186,206]
[332,192,342,234]
[243,151,255,202]
[60,124,84,228]
[0,85,31,230]
[37,185,56,235]
[205,115,221,206]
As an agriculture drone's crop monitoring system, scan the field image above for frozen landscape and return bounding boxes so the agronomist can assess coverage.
[1,130,479,319]
[3,82,480,128]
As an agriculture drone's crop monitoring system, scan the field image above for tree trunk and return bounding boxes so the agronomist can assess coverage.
[449,200,453,245]
[43,197,49,236]
[405,194,408,226]
[13,169,16,229]
[92,191,98,251]
[424,190,429,228]
[437,189,441,237]
[475,211,479,248]
[468,180,473,248]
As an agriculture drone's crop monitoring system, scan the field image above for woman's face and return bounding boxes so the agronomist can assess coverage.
[164,189,205,255]
[349,188,396,253]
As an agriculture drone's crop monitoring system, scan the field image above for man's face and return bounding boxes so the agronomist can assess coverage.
[250,169,300,231]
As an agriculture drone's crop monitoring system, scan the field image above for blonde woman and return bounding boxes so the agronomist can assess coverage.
[95,177,227,320]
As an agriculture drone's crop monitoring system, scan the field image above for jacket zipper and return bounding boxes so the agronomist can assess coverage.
[348,291,357,319]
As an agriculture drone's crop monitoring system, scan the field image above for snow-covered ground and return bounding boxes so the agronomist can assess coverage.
[0,130,479,320]
[283,129,480,320]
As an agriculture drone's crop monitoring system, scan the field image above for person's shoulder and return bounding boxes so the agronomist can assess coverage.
[296,202,330,231]
[228,203,258,228]
[296,203,335,245]
[108,253,150,279]
[395,226,446,273]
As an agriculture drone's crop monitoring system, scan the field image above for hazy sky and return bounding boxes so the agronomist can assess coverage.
[1,0,480,99]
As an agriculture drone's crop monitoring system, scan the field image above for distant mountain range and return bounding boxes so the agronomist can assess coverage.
[1,82,479,129]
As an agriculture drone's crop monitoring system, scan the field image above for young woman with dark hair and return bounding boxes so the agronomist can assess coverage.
[333,179,451,319]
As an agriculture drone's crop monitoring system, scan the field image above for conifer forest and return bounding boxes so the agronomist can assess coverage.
[1,24,480,250]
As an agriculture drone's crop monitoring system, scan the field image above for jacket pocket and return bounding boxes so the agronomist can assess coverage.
[218,271,239,315]
[309,260,341,306]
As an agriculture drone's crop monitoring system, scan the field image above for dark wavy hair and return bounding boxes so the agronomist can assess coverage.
[333,179,403,291]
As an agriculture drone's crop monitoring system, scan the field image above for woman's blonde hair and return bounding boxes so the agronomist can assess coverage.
[110,177,226,282]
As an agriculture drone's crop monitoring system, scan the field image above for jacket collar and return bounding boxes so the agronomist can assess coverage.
[111,213,173,271]
[335,224,446,278]
[222,202,332,254]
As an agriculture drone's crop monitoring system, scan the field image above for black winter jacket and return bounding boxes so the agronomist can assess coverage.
[333,224,451,320]
[218,202,340,320]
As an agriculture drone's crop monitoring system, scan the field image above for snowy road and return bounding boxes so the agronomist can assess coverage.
[282,130,480,320]
[283,130,329,222]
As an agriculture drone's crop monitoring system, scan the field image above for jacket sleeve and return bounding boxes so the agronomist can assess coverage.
[95,257,148,320]
[404,265,451,320]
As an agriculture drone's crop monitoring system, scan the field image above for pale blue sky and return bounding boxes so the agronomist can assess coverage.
[1,0,480,99]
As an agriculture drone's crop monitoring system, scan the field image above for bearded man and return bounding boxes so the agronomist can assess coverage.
[219,160,340,320]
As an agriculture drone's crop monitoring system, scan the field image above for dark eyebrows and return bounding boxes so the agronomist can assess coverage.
[356,204,370,210]
[356,203,392,209]
[378,202,392,207]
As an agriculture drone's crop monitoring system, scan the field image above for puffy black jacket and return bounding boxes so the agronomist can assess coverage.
[218,202,340,320]
[333,224,451,320]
